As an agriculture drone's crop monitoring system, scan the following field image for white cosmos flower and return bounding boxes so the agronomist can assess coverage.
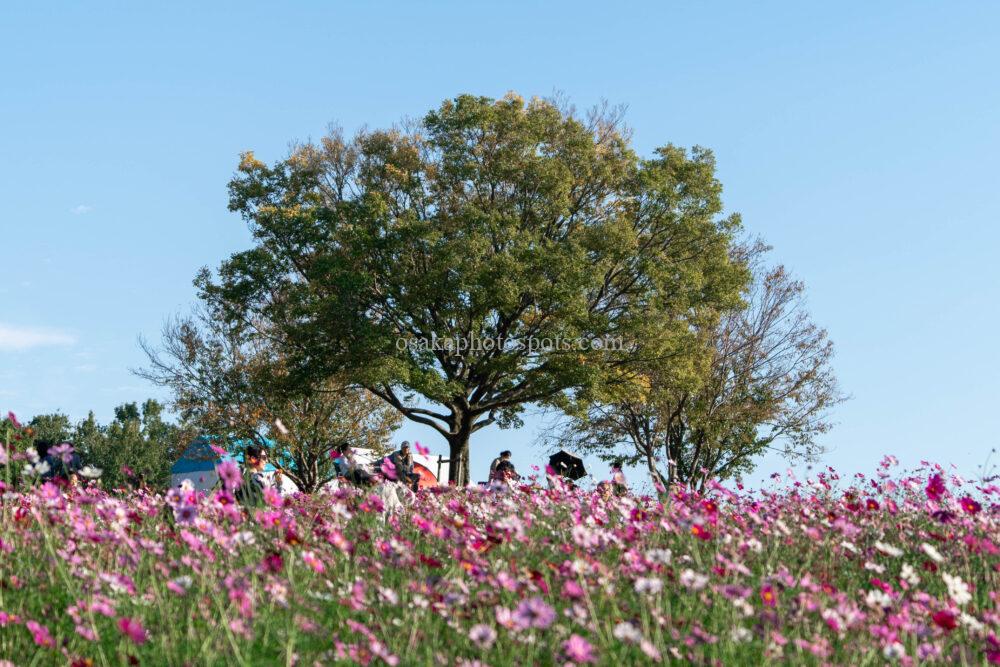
[960,612,984,632]
[79,465,103,479]
[678,569,708,591]
[612,622,643,643]
[22,460,50,478]
[875,541,903,558]
[883,642,906,660]
[920,542,943,563]
[864,561,886,574]
[942,572,972,606]
[731,626,753,643]
[645,548,672,565]
[634,577,663,595]
[900,563,920,586]
[865,588,892,609]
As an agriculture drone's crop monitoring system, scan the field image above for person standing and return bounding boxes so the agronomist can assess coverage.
[388,441,420,492]
[235,445,268,506]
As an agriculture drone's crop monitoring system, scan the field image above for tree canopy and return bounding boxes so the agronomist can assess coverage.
[204,93,748,483]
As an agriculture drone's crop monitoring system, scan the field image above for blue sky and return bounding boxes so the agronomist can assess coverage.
[2,1,998,486]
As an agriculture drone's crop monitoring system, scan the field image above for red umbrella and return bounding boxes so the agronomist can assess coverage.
[413,462,438,488]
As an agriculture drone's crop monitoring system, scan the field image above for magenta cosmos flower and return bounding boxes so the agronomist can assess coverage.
[563,634,597,663]
[960,496,982,514]
[925,474,946,501]
[25,621,53,647]
[117,617,148,645]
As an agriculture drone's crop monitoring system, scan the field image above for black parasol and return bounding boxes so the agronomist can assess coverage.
[548,450,586,480]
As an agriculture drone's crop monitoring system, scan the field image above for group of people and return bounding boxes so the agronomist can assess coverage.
[329,442,524,492]
[488,450,520,485]
[331,441,421,491]
[230,441,614,504]
[30,440,84,485]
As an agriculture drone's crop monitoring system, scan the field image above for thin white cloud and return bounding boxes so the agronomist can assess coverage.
[71,204,93,215]
[0,323,76,351]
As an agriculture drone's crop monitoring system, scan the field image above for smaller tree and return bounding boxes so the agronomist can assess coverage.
[28,412,72,443]
[138,310,400,492]
[558,240,845,492]
[73,400,190,490]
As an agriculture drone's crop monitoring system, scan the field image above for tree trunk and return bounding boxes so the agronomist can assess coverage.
[447,414,473,485]
[447,434,471,485]
[644,450,669,500]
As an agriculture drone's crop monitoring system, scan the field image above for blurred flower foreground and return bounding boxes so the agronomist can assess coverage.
[0,427,996,665]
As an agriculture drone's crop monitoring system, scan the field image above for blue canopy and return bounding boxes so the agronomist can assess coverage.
[171,436,280,475]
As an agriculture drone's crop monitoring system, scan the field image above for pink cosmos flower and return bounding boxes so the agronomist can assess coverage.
[118,617,148,644]
[175,504,198,523]
[562,579,585,599]
[216,460,242,492]
[513,597,556,629]
[26,620,53,647]
[264,486,283,508]
[302,550,325,573]
[414,441,430,456]
[640,639,661,662]
[166,577,191,596]
[563,634,597,663]
[690,524,712,541]
[468,624,497,649]
[51,442,75,464]
[760,585,777,607]
[380,457,397,480]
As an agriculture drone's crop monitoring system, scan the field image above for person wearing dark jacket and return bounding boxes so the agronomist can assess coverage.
[36,440,83,485]
[388,441,420,492]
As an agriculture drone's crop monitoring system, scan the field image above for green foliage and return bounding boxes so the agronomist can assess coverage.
[559,240,845,490]
[27,412,72,443]
[204,93,748,482]
[73,400,190,490]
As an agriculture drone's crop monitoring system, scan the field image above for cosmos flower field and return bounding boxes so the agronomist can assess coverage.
[0,435,997,665]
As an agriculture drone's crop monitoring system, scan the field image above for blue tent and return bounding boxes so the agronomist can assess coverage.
[170,436,281,490]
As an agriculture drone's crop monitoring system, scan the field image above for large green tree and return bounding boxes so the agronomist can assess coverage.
[205,93,747,483]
